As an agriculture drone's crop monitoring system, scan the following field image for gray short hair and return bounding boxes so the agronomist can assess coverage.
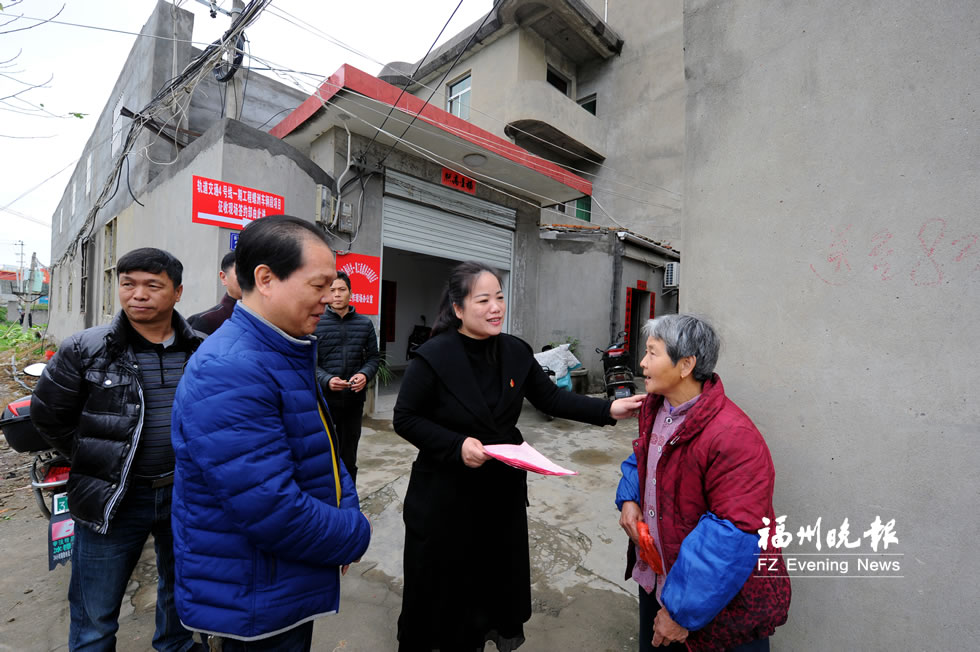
[641,314,720,382]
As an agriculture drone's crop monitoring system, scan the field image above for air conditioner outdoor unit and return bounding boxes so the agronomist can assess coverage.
[663,262,679,288]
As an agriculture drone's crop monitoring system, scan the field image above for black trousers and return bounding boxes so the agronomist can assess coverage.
[215,620,313,651]
[329,401,364,484]
[638,586,770,652]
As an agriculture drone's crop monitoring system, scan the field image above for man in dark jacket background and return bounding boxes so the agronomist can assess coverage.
[31,248,203,652]
[314,270,380,484]
[187,250,240,334]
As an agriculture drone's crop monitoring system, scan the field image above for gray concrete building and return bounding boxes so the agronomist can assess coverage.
[683,0,978,648]
[46,0,679,390]
[377,0,686,377]
[380,0,685,245]
[46,1,306,341]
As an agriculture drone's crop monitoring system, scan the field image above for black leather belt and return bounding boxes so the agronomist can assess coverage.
[130,472,174,488]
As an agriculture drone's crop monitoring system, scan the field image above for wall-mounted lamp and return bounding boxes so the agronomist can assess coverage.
[462,153,487,168]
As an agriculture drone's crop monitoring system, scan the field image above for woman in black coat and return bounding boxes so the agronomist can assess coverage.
[393,262,643,652]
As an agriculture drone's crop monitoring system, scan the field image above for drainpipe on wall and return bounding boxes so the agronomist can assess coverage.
[610,234,624,344]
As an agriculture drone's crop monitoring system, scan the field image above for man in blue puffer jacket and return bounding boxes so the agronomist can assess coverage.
[171,216,371,651]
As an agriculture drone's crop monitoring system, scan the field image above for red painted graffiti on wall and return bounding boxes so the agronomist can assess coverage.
[810,218,978,287]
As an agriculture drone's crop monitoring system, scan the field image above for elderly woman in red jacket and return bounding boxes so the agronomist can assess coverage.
[616,314,791,651]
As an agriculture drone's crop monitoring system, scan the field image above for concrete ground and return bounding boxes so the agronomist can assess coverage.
[0,403,642,652]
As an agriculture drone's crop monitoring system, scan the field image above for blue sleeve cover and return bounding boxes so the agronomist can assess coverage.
[615,452,639,511]
[661,512,760,631]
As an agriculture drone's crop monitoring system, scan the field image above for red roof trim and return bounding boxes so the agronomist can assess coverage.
[270,64,591,197]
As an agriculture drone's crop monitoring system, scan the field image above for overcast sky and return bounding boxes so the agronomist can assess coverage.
[0,0,493,268]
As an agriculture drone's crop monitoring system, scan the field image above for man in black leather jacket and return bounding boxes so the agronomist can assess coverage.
[314,270,380,484]
[31,248,204,652]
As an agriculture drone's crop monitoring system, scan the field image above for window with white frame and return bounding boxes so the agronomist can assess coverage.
[447,75,471,120]
[111,96,125,157]
[85,153,92,195]
[103,218,117,316]
[80,239,89,314]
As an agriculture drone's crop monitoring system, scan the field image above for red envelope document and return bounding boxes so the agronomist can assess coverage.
[482,442,578,476]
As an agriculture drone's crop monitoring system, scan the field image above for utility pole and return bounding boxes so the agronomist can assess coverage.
[224,0,245,120]
[15,240,25,292]
[193,0,245,119]
[22,252,39,332]
[14,251,41,332]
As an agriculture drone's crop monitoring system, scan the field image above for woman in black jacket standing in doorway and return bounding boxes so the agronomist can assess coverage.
[393,261,643,652]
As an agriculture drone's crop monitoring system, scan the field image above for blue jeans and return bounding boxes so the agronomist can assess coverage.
[638,586,769,652]
[216,621,314,651]
[68,484,198,652]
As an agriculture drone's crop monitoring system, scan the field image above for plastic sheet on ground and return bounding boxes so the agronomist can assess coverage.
[533,344,582,390]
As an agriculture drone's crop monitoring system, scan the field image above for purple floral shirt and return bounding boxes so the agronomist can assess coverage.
[632,393,701,603]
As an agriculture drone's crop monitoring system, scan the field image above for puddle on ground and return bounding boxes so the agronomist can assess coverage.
[569,448,614,466]
[527,517,591,586]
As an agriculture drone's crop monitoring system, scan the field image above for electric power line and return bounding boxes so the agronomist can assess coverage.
[359,0,466,159]
[16,3,683,203]
[244,52,678,212]
[258,4,682,201]
[377,0,503,167]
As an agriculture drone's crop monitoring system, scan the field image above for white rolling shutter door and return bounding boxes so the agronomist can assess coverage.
[382,171,515,270]
[383,197,514,270]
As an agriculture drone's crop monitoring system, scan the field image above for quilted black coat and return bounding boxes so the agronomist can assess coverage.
[392,330,615,650]
[313,306,380,407]
[30,310,203,533]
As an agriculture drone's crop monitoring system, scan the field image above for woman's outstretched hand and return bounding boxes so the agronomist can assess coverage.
[610,395,644,419]
[461,436,490,468]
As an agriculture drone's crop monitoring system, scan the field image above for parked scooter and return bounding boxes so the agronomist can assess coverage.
[0,363,69,517]
[406,315,431,360]
[596,332,636,399]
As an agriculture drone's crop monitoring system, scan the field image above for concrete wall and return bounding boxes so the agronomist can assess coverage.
[683,1,979,649]
[534,230,679,388]
[46,1,315,340]
[188,61,309,135]
[50,1,190,264]
[534,230,617,387]
[579,0,685,245]
[47,119,330,341]
[411,28,522,131]
[404,1,685,248]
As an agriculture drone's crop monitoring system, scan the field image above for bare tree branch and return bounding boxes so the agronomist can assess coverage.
[0,4,64,35]
[0,104,44,116]
[0,132,56,139]
[0,72,52,102]
[0,0,26,29]
[3,96,77,119]
[0,69,41,85]
[0,13,21,29]
[0,2,80,138]
[0,49,23,67]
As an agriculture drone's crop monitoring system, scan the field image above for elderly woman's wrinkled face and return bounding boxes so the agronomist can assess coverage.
[639,336,685,396]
